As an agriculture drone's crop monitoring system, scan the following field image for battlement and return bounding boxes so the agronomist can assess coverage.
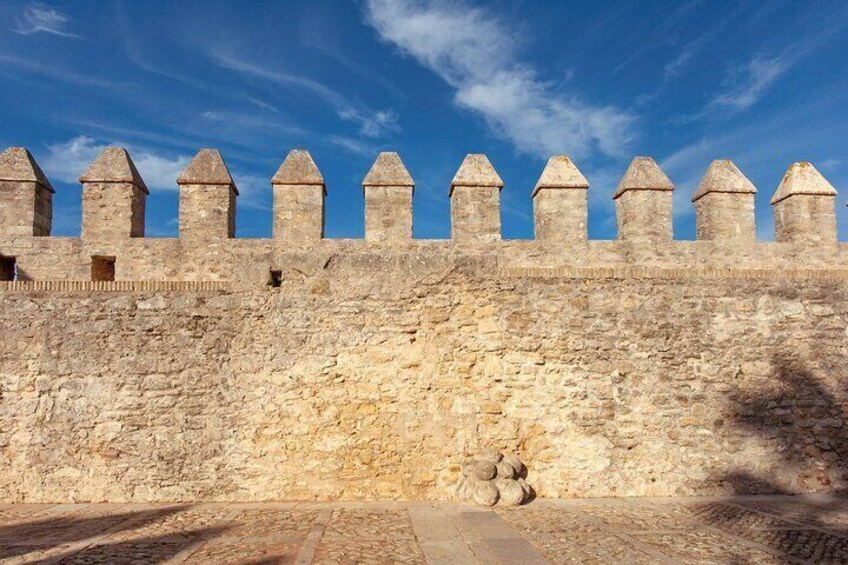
[0,145,845,287]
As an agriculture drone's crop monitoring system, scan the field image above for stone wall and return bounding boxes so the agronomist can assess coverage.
[1,257,846,503]
[0,145,846,502]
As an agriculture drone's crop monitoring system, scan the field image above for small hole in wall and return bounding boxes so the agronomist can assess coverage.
[269,270,283,288]
[0,256,17,281]
[91,256,116,282]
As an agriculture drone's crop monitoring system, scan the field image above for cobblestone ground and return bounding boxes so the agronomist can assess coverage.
[0,495,846,564]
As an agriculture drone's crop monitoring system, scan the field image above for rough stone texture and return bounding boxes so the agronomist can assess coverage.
[273,185,325,243]
[363,153,414,243]
[272,150,326,243]
[772,162,838,245]
[774,195,837,245]
[533,190,587,243]
[615,190,674,242]
[692,160,757,243]
[771,161,837,204]
[363,152,414,187]
[613,157,674,242]
[532,156,589,243]
[364,186,413,242]
[612,156,674,198]
[1,256,846,502]
[178,150,238,240]
[451,186,501,242]
[80,147,148,241]
[272,149,325,189]
[0,148,53,238]
[450,155,503,242]
[694,192,756,243]
[0,180,52,238]
[450,154,503,192]
[79,147,149,194]
[81,183,147,240]
[531,155,589,197]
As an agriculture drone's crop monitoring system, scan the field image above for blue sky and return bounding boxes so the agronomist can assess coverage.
[1,0,846,240]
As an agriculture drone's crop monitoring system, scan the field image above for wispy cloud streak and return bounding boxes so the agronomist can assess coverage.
[211,49,399,138]
[12,3,80,38]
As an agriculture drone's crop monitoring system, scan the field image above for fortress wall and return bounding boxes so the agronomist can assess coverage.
[0,254,846,502]
[0,146,846,502]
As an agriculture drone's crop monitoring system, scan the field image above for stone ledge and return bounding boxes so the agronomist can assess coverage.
[500,267,848,281]
[0,280,233,292]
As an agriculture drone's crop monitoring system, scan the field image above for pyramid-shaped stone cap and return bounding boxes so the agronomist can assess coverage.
[531,155,589,197]
[450,154,504,196]
[770,162,837,205]
[79,147,149,194]
[177,149,239,194]
[363,152,414,188]
[272,149,325,194]
[613,157,674,199]
[0,147,54,192]
[691,160,756,202]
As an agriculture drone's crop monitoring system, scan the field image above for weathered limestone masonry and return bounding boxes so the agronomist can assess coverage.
[0,145,846,504]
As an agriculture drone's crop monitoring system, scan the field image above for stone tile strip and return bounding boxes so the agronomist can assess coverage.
[407,504,479,565]
[294,508,332,565]
[0,280,232,292]
[455,509,549,565]
[500,266,848,281]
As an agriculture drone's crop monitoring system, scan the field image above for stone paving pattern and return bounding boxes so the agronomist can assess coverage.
[0,495,846,564]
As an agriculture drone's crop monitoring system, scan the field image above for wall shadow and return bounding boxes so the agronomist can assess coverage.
[723,352,847,496]
[698,351,848,563]
[27,526,229,565]
[0,505,193,561]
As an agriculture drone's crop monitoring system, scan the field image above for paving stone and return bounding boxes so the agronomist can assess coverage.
[313,509,426,564]
[632,530,786,564]
[0,497,847,563]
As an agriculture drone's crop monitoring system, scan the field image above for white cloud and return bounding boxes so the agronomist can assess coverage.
[42,136,189,191]
[363,0,634,159]
[13,4,80,38]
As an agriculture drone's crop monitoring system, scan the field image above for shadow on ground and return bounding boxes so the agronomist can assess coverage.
[699,352,848,563]
[0,505,231,563]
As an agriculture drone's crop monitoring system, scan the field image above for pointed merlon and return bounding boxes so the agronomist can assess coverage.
[363,152,414,188]
[691,160,756,202]
[613,156,674,199]
[531,155,589,197]
[79,146,149,194]
[0,147,54,192]
[272,149,325,194]
[450,154,503,196]
[770,162,837,205]
[177,149,238,194]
